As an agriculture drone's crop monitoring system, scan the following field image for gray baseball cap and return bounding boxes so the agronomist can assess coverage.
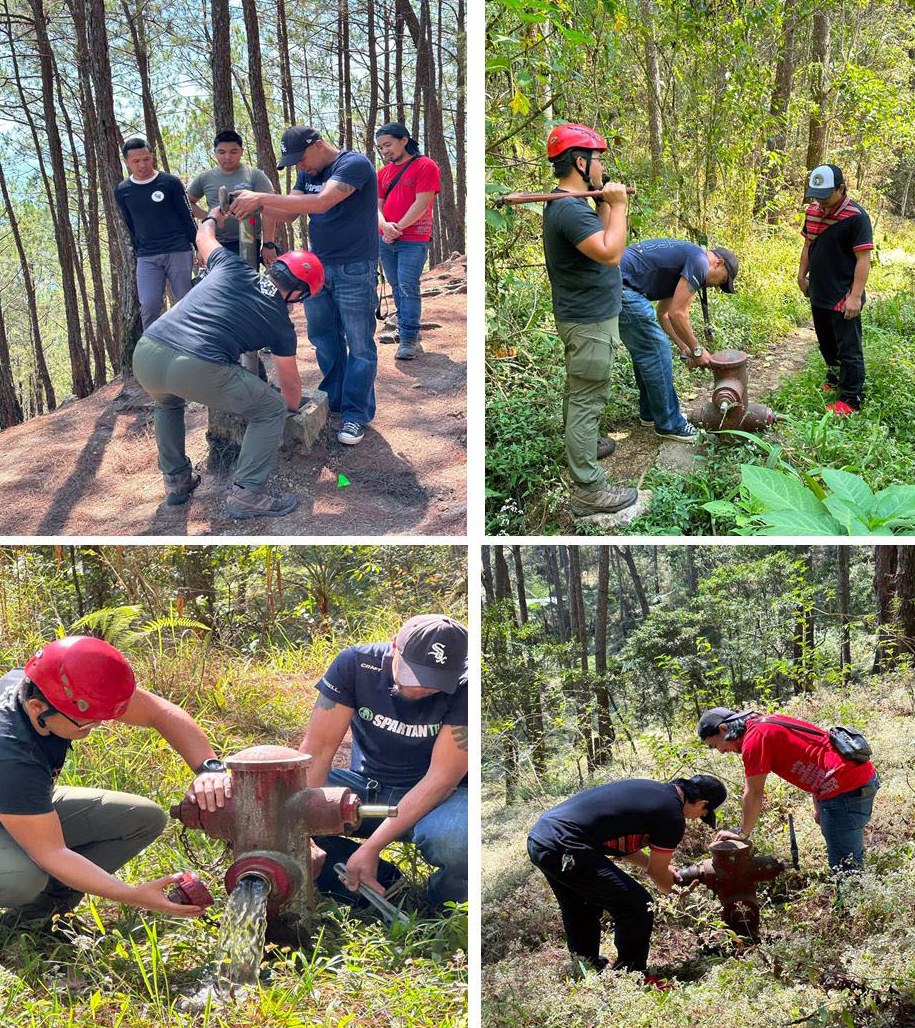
[805,163,844,200]
[697,707,739,740]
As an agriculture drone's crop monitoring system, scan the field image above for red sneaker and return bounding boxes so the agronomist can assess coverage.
[643,973,676,991]
[821,381,838,392]
[827,400,856,416]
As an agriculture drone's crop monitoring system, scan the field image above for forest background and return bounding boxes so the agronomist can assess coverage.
[482,543,915,1027]
[0,0,465,428]
[485,0,915,535]
[0,543,468,1027]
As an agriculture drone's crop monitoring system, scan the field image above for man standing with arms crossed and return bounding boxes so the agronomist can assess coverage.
[542,123,637,517]
[798,164,873,414]
[231,126,379,447]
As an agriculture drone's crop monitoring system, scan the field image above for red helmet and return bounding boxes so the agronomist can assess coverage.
[272,250,324,298]
[24,636,136,721]
[546,123,607,160]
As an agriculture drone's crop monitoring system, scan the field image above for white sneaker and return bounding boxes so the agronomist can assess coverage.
[337,422,365,445]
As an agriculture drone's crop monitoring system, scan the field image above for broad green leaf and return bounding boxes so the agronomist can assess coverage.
[822,496,872,535]
[818,468,875,515]
[754,509,843,535]
[702,500,738,517]
[740,465,825,514]
[873,485,915,521]
[485,208,508,230]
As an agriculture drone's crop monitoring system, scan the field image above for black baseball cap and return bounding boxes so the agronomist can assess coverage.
[805,163,844,200]
[277,126,322,169]
[711,246,739,294]
[394,615,468,695]
[697,707,739,741]
[688,774,728,828]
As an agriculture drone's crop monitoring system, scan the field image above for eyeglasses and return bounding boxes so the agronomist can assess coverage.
[45,706,98,729]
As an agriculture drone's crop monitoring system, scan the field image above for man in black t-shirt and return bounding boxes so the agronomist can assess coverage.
[114,138,197,329]
[299,615,468,908]
[798,164,873,413]
[542,123,637,517]
[0,637,231,931]
[132,209,324,519]
[527,775,726,980]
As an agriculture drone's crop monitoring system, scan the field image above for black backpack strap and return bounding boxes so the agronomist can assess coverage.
[382,156,419,200]
[761,717,829,743]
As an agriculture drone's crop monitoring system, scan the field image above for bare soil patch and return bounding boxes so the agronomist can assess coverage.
[0,258,466,537]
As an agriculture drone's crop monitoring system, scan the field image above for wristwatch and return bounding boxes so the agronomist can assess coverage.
[261,242,278,250]
[691,345,704,358]
[194,758,227,775]
[201,216,218,226]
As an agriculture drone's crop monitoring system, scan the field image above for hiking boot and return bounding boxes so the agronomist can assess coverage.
[597,436,616,459]
[163,469,200,506]
[226,484,298,519]
[337,422,365,445]
[570,484,638,516]
[827,400,857,416]
[395,339,422,360]
[655,422,699,443]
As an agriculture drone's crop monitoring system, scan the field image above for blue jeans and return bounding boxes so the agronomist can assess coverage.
[302,260,378,425]
[379,240,428,342]
[617,286,688,433]
[326,767,467,907]
[818,774,880,872]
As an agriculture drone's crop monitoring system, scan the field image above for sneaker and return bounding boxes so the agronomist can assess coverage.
[570,484,638,516]
[597,436,616,459]
[395,340,422,360]
[639,418,655,428]
[821,380,839,392]
[163,469,200,506]
[226,484,298,519]
[655,422,699,443]
[644,973,676,991]
[827,400,857,416]
[378,330,399,345]
[337,422,365,445]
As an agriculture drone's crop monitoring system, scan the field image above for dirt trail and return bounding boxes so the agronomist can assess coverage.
[0,258,466,537]
[599,325,818,486]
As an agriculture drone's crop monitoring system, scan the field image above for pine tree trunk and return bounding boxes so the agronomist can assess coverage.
[211,0,234,130]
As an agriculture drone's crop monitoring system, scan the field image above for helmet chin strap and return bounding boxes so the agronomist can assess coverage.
[578,152,594,189]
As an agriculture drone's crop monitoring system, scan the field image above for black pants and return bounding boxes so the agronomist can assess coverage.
[527,836,653,972]
[812,305,864,408]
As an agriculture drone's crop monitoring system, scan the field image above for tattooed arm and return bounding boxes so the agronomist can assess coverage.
[231,178,357,218]
[339,722,469,893]
[298,692,354,787]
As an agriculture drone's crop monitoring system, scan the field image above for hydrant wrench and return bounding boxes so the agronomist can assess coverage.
[333,862,409,926]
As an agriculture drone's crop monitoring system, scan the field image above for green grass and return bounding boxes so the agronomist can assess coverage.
[482,678,915,1028]
[0,647,468,1026]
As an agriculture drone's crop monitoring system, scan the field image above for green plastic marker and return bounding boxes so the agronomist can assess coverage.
[338,474,350,488]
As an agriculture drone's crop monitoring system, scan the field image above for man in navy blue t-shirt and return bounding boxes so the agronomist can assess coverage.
[619,238,738,442]
[114,137,197,329]
[299,615,468,908]
[231,126,379,447]
[528,775,726,981]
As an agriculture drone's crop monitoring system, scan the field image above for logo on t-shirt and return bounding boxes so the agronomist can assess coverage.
[151,191,164,203]
[430,643,447,665]
[257,274,278,298]
[359,706,374,721]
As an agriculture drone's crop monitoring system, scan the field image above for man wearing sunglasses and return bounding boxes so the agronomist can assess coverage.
[0,637,231,932]
[299,615,468,909]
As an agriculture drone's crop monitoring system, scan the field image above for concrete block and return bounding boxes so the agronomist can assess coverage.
[282,389,328,451]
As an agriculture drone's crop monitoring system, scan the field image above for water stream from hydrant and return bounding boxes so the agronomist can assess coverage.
[216,876,270,989]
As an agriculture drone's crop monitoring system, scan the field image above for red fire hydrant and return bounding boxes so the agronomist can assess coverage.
[170,745,397,920]
[688,350,778,434]
[677,838,785,940]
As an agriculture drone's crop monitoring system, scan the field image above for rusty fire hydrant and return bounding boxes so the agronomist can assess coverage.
[677,838,785,940]
[170,745,397,923]
[688,350,779,434]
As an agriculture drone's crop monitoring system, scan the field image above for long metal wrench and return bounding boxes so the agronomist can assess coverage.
[333,862,410,925]
[494,186,636,207]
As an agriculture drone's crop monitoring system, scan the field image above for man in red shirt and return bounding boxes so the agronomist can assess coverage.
[376,123,441,361]
[698,707,879,873]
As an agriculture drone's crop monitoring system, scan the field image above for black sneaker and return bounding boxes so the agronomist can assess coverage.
[337,422,365,445]
[655,422,699,443]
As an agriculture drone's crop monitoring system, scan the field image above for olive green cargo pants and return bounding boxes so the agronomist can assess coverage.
[556,317,619,493]
[0,787,166,921]
[133,334,289,491]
